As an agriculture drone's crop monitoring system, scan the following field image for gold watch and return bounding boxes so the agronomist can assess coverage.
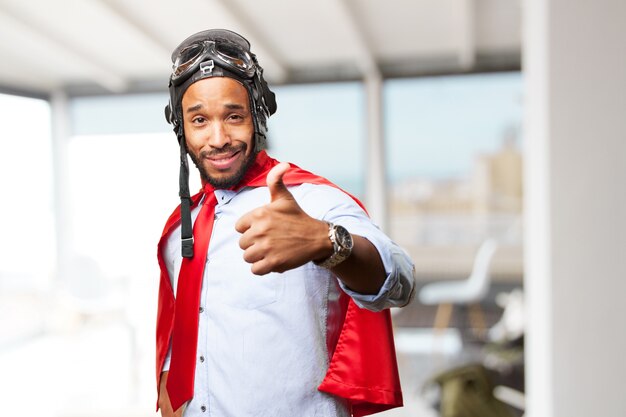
[315,222,353,269]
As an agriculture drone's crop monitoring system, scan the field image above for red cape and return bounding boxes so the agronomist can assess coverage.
[156,152,403,416]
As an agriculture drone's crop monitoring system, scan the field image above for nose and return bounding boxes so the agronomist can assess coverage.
[206,122,232,149]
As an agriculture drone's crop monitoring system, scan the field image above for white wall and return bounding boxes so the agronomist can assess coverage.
[524,1,626,416]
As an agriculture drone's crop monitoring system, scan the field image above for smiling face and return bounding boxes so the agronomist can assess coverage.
[182,77,255,189]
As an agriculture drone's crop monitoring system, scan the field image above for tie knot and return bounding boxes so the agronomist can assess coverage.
[202,183,215,195]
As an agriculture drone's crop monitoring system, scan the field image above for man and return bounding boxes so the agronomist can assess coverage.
[156,29,415,417]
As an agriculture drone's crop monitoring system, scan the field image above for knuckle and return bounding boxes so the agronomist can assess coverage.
[258,240,271,253]
[252,208,265,220]
[242,250,254,263]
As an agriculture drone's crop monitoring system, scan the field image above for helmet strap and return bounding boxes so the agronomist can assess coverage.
[178,129,194,258]
[254,131,267,153]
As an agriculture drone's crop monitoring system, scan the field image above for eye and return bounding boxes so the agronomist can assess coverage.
[227,113,244,122]
[192,116,207,124]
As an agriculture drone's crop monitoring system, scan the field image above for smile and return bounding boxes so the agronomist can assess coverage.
[205,150,242,170]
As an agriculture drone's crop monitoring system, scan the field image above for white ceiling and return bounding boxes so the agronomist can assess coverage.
[0,0,521,97]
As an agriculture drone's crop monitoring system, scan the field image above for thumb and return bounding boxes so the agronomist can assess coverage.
[267,162,292,202]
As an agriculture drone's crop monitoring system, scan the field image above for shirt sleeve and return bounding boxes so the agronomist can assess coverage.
[337,241,416,311]
[296,184,416,312]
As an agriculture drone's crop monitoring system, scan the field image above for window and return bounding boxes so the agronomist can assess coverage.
[0,93,53,290]
[268,82,365,197]
[385,72,523,279]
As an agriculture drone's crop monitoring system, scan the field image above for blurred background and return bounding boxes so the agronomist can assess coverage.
[0,1,623,416]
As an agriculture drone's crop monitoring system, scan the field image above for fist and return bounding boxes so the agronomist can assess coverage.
[235,163,331,275]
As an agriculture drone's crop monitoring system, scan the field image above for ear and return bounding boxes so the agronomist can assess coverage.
[164,103,173,124]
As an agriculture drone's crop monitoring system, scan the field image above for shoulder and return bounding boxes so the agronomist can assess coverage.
[289,183,367,221]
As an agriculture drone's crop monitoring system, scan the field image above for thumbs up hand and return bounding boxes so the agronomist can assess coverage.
[235,163,332,275]
[266,162,293,203]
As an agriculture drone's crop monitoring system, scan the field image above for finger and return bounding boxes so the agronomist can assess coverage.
[238,226,260,253]
[267,162,292,202]
[242,245,264,264]
[250,258,273,276]
[238,230,254,250]
[235,212,252,234]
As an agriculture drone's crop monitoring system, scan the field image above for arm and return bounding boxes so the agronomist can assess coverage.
[236,163,415,304]
[314,224,387,295]
[158,371,183,417]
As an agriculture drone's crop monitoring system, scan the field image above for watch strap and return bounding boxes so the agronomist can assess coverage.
[315,222,352,269]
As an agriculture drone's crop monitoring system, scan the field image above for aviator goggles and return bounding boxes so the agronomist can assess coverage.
[171,39,256,86]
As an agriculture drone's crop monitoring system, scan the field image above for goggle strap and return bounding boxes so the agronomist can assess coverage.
[178,135,194,258]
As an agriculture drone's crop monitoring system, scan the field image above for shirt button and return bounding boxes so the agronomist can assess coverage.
[201,405,206,412]
[199,355,205,363]
[199,306,204,313]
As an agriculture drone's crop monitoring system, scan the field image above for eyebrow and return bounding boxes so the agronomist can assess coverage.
[185,104,204,114]
[184,102,246,114]
[225,103,245,110]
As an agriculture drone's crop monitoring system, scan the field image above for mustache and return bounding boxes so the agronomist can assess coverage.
[199,143,247,159]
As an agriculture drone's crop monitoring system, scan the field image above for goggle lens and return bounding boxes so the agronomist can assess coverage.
[215,42,252,72]
[172,40,255,84]
[173,43,205,78]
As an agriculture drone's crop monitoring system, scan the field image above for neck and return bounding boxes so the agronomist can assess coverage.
[202,150,273,193]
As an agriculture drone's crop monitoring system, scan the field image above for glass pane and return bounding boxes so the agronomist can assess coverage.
[0,94,54,290]
[268,82,365,197]
[385,72,524,280]
[66,133,182,276]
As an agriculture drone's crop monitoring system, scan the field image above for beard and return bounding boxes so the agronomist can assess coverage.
[187,142,256,189]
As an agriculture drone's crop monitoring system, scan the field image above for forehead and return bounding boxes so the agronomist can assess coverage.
[182,77,249,107]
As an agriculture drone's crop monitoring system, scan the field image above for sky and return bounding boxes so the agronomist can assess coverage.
[269,71,523,192]
[385,72,523,181]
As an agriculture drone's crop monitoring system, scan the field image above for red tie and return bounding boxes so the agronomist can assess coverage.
[166,191,216,411]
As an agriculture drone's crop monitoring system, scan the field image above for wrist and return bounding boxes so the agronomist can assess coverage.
[313,220,334,263]
[314,222,354,269]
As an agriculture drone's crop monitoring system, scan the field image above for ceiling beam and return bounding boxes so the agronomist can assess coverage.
[329,0,380,79]
[95,0,172,57]
[0,30,58,93]
[0,83,49,100]
[210,0,288,82]
[459,0,476,69]
[0,3,127,93]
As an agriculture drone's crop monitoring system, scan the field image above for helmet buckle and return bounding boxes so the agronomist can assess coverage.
[200,60,214,76]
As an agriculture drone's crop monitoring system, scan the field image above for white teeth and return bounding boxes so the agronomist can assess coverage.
[209,151,239,161]
[210,154,233,161]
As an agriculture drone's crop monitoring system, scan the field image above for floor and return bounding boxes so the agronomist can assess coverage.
[1,327,464,417]
[0,288,516,417]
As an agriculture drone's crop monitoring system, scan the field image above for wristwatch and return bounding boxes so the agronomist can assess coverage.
[315,222,354,269]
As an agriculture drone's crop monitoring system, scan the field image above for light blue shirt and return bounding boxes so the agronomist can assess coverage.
[162,183,415,417]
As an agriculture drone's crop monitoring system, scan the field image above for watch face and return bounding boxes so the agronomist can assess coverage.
[335,225,353,250]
